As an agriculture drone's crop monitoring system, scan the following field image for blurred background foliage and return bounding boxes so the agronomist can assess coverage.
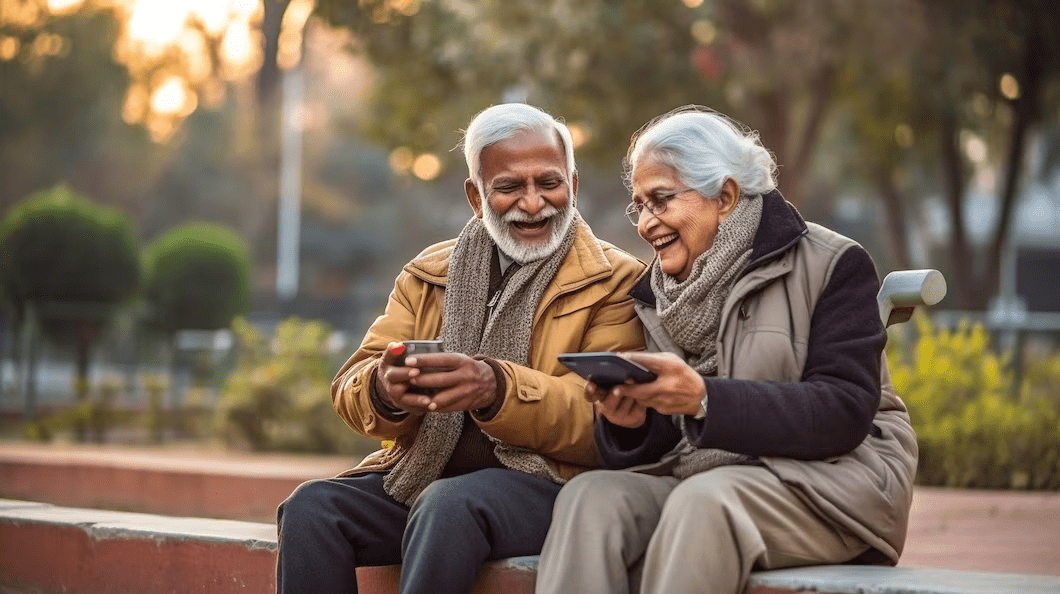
[890,317,1060,489]
[1,0,1059,487]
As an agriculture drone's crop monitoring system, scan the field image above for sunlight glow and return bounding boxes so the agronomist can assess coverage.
[389,147,414,173]
[46,0,85,16]
[0,36,20,61]
[411,153,442,181]
[2,0,45,28]
[691,19,716,44]
[122,83,148,124]
[964,134,987,163]
[220,23,259,79]
[999,73,1020,101]
[568,123,590,149]
[186,0,230,35]
[32,32,66,57]
[151,76,192,115]
[61,0,306,141]
[278,0,315,69]
[127,2,189,46]
[894,124,914,148]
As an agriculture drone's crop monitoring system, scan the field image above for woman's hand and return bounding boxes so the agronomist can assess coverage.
[585,380,647,428]
[612,352,705,417]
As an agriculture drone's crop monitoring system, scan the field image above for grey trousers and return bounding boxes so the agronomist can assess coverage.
[535,465,869,594]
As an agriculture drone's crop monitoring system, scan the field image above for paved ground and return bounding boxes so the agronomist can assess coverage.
[2,442,1059,577]
[902,486,1060,575]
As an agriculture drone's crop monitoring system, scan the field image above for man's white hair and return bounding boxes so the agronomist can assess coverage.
[461,103,577,191]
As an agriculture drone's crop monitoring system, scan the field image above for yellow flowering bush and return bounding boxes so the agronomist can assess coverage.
[890,316,1060,489]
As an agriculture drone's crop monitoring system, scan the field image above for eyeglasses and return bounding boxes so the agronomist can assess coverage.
[624,188,694,226]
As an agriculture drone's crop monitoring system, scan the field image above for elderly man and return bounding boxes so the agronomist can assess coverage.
[276,103,646,594]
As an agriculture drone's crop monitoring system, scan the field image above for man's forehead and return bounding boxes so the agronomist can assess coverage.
[485,128,563,153]
[480,129,567,177]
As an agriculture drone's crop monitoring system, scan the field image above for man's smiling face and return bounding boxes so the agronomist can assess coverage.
[466,128,577,263]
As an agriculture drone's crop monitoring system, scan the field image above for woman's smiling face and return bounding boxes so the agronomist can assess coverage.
[631,156,735,281]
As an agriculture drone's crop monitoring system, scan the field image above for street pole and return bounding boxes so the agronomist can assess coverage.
[276,62,305,303]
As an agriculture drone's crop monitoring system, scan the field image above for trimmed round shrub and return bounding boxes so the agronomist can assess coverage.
[0,184,140,337]
[142,222,251,332]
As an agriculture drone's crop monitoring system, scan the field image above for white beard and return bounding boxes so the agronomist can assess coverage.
[481,192,576,264]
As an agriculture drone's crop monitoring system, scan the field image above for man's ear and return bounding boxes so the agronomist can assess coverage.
[465,178,484,218]
[716,177,740,223]
[570,171,579,208]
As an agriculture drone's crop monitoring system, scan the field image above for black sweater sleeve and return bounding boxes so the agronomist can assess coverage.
[682,246,885,459]
[596,408,682,469]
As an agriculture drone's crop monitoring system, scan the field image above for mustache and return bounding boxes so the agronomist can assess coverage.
[501,205,562,224]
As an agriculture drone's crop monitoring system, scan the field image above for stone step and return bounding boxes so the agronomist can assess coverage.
[5,499,1060,594]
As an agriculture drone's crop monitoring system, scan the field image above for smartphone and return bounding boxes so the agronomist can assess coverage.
[397,340,445,365]
[398,340,446,396]
[558,352,657,389]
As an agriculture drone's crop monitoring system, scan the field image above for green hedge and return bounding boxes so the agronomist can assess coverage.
[890,317,1060,490]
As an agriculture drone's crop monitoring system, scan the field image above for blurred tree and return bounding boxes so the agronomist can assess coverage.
[0,184,140,436]
[0,2,158,214]
[141,221,251,333]
[844,0,1060,308]
[313,0,920,206]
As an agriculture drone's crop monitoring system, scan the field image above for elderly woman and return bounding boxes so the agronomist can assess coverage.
[534,107,917,594]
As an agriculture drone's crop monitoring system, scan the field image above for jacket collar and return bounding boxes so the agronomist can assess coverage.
[404,216,615,289]
[630,189,807,306]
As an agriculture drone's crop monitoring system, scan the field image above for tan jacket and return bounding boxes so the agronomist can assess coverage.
[332,219,646,482]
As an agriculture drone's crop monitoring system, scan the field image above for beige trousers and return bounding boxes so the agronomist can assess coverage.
[535,465,869,594]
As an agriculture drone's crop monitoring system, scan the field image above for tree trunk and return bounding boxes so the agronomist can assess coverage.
[939,110,976,309]
[982,22,1044,309]
[786,66,836,207]
[73,321,95,442]
[877,165,913,270]
[753,91,791,202]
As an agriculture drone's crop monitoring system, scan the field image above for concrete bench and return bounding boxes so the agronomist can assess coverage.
[5,499,1060,594]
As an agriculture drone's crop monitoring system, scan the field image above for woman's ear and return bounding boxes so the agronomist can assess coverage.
[716,177,740,223]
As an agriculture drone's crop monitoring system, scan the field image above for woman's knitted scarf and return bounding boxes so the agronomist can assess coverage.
[382,213,579,505]
[649,194,763,480]
[650,194,762,375]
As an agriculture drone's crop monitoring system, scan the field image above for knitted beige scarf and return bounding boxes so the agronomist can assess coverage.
[382,213,580,505]
[649,194,763,480]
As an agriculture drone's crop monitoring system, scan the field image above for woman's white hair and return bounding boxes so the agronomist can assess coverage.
[461,103,577,190]
[624,106,777,200]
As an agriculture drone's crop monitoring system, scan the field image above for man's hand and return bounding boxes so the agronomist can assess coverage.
[586,379,647,428]
[609,352,705,418]
[375,342,433,414]
[405,352,498,413]
[375,343,499,414]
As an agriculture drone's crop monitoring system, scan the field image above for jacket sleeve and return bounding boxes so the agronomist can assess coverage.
[683,246,885,459]
[596,409,682,469]
[331,270,426,441]
[476,258,647,468]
